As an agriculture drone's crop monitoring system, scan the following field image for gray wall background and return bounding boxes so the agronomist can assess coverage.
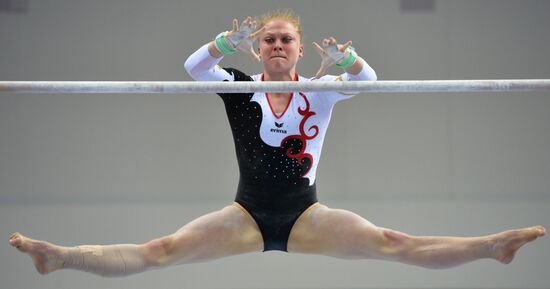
[1,0,549,288]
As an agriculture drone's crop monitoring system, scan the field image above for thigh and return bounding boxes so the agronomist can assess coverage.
[149,203,263,265]
[287,203,387,259]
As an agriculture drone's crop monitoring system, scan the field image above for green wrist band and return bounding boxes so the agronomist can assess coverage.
[214,32,237,55]
[336,47,358,69]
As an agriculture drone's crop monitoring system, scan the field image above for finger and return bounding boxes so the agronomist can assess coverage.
[329,37,337,45]
[322,38,330,47]
[232,19,239,32]
[312,42,325,56]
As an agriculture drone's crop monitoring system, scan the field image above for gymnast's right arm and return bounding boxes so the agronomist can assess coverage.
[184,42,232,81]
[184,16,262,81]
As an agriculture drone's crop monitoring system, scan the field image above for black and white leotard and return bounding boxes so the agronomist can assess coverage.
[184,44,377,251]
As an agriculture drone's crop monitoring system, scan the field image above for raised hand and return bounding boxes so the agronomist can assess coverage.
[224,17,265,62]
[312,37,353,79]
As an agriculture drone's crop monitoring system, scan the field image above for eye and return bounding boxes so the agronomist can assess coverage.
[264,37,274,43]
[283,37,293,43]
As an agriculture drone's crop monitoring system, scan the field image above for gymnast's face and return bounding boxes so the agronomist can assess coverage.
[257,19,304,75]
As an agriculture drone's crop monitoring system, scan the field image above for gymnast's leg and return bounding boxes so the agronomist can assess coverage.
[287,203,545,269]
[9,204,263,276]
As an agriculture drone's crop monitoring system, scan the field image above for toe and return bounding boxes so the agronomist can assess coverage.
[9,232,20,240]
[9,235,27,251]
[536,226,546,236]
[529,226,545,237]
[9,236,20,247]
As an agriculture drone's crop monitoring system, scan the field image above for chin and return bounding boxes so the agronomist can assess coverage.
[266,63,296,73]
[268,68,293,75]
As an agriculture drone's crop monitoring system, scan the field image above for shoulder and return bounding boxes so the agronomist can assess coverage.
[217,68,256,100]
[303,74,356,103]
[219,68,254,82]
[310,74,343,82]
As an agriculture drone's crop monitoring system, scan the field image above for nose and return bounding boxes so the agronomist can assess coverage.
[272,40,283,51]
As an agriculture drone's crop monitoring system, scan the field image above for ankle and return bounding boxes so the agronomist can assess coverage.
[483,235,500,260]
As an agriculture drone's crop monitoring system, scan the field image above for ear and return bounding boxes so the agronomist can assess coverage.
[299,44,304,58]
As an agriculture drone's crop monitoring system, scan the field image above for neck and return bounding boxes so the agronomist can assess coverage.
[263,70,296,81]
[262,70,296,100]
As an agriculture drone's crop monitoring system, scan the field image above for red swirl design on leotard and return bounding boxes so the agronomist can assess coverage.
[281,92,318,176]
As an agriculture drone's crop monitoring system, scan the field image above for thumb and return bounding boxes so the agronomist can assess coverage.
[340,40,353,52]
[249,26,266,40]
[315,65,327,79]
[248,48,261,63]
[312,42,325,56]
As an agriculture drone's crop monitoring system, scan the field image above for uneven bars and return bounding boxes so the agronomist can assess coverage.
[0,80,549,94]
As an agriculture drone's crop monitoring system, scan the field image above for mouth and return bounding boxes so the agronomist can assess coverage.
[270,56,287,59]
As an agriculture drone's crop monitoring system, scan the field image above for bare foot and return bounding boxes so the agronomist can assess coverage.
[489,226,546,264]
[9,232,68,275]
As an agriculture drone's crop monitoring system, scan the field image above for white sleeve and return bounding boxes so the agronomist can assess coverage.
[342,57,377,82]
[316,58,377,103]
[183,44,236,81]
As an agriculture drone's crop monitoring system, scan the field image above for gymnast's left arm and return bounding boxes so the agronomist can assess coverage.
[313,37,377,81]
[342,55,377,81]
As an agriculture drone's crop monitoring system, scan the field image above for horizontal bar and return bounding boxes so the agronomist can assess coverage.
[0,80,549,94]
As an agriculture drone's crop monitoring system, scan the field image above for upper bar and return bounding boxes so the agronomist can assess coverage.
[1,80,550,94]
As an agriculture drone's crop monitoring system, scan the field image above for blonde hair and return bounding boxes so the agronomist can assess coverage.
[257,9,302,41]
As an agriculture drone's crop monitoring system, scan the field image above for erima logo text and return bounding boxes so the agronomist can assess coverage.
[271,122,287,134]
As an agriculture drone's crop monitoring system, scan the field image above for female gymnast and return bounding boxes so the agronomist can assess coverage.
[9,10,545,277]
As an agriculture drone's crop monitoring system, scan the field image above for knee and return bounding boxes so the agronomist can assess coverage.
[375,228,413,258]
[382,228,412,244]
[142,236,177,267]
